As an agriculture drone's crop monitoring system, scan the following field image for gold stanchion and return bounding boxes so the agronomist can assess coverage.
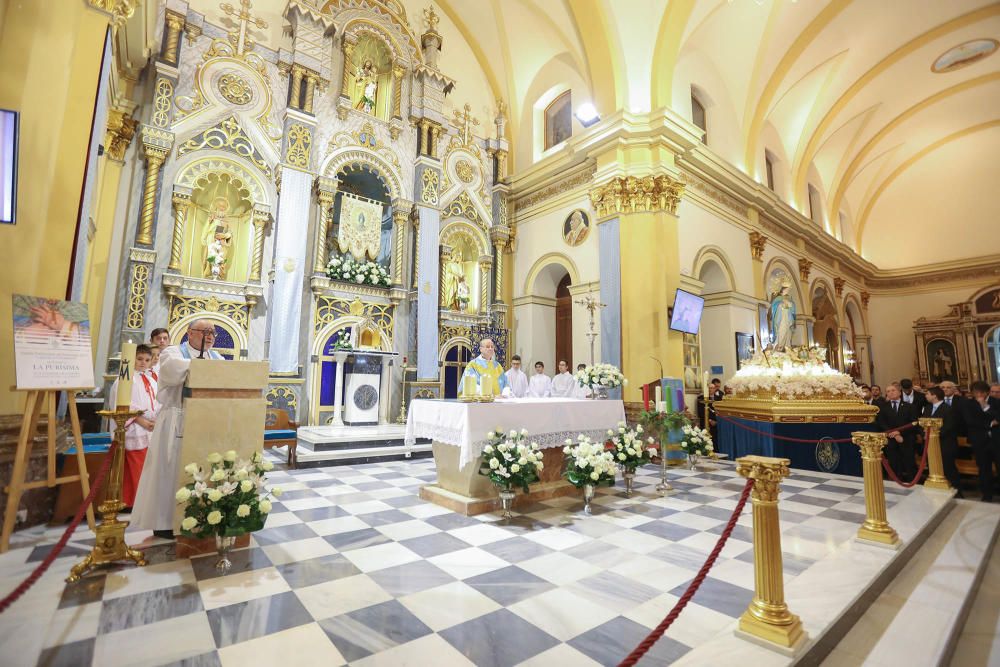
[395,371,408,425]
[917,417,951,491]
[852,431,901,549]
[735,455,807,653]
[67,407,147,582]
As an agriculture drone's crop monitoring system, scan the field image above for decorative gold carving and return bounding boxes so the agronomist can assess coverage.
[445,191,480,224]
[314,184,336,273]
[340,40,356,98]
[285,123,312,169]
[852,432,901,547]
[219,0,268,56]
[749,231,767,262]
[87,0,137,26]
[517,165,594,211]
[391,63,404,120]
[452,103,479,148]
[304,74,318,114]
[736,455,806,649]
[798,258,813,282]
[152,77,173,129]
[479,257,491,310]
[136,146,168,246]
[423,5,441,34]
[714,396,878,424]
[126,262,150,330]
[265,385,298,411]
[420,169,439,205]
[315,296,395,346]
[218,73,254,105]
[391,204,409,286]
[169,294,250,332]
[589,174,685,219]
[249,208,268,282]
[105,110,137,162]
[289,65,305,110]
[833,276,846,297]
[168,192,191,271]
[861,290,871,309]
[177,116,271,177]
[455,159,475,184]
[163,12,185,64]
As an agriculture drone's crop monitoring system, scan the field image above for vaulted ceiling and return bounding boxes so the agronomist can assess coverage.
[189,0,1000,270]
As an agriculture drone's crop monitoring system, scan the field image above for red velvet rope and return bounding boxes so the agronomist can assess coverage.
[716,414,918,444]
[881,438,930,488]
[618,477,755,667]
[0,442,117,614]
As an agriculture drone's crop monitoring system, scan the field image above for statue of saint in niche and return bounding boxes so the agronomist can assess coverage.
[354,59,379,115]
[441,247,466,311]
[767,280,797,351]
[202,197,234,280]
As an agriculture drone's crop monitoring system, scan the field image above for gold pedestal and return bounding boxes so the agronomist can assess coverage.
[918,417,951,491]
[852,432,901,549]
[67,408,146,582]
[736,455,807,651]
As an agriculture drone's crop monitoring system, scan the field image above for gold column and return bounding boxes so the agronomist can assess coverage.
[249,208,268,282]
[490,225,510,304]
[478,256,492,313]
[163,12,185,65]
[917,417,951,490]
[391,204,408,286]
[736,455,806,650]
[493,242,504,302]
[495,149,508,180]
[852,432,901,547]
[418,119,429,156]
[168,191,190,270]
[340,41,355,97]
[391,63,404,120]
[412,215,421,284]
[289,65,304,110]
[439,244,451,307]
[303,74,317,113]
[430,125,441,159]
[136,146,167,246]
[313,187,335,273]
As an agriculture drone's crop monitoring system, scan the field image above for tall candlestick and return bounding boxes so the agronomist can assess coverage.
[117,343,137,407]
[703,371,710,400]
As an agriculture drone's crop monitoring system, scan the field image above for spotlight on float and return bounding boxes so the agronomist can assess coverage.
[574,103,600,128]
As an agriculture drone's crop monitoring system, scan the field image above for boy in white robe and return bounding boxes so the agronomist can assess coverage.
[504,355,529,398]
[551,360,577,398]
[109,344,159,507]
[527,361,553,398]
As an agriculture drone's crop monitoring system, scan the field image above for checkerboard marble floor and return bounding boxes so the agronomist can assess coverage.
[1,459,913,667]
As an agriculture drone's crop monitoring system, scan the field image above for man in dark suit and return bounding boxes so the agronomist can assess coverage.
[710,378,724,402]
[961,381,1000,502]
[877,382,919,480]
[940,381,966,437]
[923,387,961,496]
[870,384,887,408]
[900,378,927,414]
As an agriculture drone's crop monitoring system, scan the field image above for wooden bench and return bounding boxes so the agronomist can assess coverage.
[264,408,298,469]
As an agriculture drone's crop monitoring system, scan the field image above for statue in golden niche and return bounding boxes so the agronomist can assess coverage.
[354,59,380,115]
[441,247,467,311]
[202,197,234,280]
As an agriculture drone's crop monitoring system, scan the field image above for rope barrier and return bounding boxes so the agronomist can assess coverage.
[618,477,754,667]
[0,442,117,614]
[881,439,930,489]
[716,414,918,444]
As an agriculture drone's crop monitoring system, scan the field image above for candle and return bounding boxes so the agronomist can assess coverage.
[703,371,710,400]
[642,385,650,410]
[462,375,475,397]
[117,343,136,407]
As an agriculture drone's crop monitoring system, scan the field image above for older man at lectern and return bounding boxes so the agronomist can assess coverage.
[132,318,225,539]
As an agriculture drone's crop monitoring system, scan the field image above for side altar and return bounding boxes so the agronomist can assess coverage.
[405,398,626,515]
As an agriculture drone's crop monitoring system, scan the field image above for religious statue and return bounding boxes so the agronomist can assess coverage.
[932,347,955,382]
[354,59,379,115]
[456,276,471,312]
[441,247,465,310]
[768,280,797,351]
[202,197,234,280]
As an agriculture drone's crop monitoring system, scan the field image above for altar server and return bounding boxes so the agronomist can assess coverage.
[504,355,529,398]
[109,344,159,508]
[133,318,225,539]
[574,363,592,398]
[551,360,577,397]
[528,361,553,398]
[150,327,170,373]
[461,338,510,396]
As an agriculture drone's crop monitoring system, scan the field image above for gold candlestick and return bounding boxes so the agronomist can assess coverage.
[67,407,147,582]
[852,432,901,548]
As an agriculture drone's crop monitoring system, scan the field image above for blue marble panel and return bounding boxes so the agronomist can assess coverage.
[598,217,622,399]
[416,205,441,379]
[439,609,560,667]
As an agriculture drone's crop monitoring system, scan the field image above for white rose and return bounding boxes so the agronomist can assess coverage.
[259,500,272,513]
[271,486,282,497]
[536,462,544,470]
[224,450,237,462]
[207,489,223,502]
[261,460,274,472]
[235,468,249,481]
[184,463,200,476]
[618,453,626,461]
[488,431,496,439]
[563,446,571,454]
[484,445,494,454]
[236,504,251,518]
[175,487,192,502]
[207,452,223,464]
[240,479,254,493]
[511,464,520,473]
[489,458,499,469]
[520,428,528,436]
[509,429,518,438]
[180,516,198,531]
[209,469,226,482]
[518,457,527,465]
[590,471,599,480]
[207,511,223,525]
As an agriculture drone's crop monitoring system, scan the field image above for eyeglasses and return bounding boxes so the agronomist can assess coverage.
[190,329,217,337]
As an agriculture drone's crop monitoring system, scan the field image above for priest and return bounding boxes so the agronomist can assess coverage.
[132,318,225,539]
[462,338,510,397]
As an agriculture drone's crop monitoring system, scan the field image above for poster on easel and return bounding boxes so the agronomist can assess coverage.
[12,294,95,390]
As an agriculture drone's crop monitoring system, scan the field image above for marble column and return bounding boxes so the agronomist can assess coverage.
[416,206,441,379]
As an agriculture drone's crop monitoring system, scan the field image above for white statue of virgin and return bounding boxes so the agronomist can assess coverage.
[768,281,797,351]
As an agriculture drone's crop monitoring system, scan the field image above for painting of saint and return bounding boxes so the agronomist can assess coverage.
[563,209,590,246]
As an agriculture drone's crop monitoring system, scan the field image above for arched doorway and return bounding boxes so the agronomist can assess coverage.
[442,342,473,398]
[556,274,573,368]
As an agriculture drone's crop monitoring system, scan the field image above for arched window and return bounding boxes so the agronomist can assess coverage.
[807,184,823,225]
[544,90,572,151]
[764,152,776,191]
[691,90,707,144]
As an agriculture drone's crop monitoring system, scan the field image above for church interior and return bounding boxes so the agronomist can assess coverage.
[1,0,1000,665]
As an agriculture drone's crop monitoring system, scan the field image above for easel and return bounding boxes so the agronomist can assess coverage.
[1,388,97,553]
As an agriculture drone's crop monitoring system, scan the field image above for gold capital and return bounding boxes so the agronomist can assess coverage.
[749,231,767,262]
[589,174,685,220]
[798,257,813,282]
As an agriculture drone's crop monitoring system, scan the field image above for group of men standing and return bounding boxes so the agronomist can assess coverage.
[866,378,1000,501]
[503,356,590,399]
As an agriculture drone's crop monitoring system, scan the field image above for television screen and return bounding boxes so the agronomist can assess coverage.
[669,288,705,334]
[0,109,17,225]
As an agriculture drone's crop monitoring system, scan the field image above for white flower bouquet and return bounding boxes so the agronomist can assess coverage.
[727,346,863,400]
[176,450,279,538]
[575,363,627,390]
[678,425,714,457]
[562,434,617,488]
[479,429,543,493]
[606,421,658,472]
[326,255,391,288]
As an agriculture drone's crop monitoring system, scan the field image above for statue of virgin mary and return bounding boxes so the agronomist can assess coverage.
[768,281,797,351]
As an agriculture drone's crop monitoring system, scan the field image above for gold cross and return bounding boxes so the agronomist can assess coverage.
[219,0,268,56]
[453,103,479,147]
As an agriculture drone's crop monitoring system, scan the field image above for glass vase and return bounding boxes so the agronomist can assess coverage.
[498,488,516,520]
[687,453,700,470]
[215,534,237,574]
[622,470,636,498]
[583,483,595,513]
[594,386,609,400]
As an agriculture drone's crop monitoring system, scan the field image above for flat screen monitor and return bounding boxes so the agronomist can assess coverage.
[669,288,705,334]
[0,109,17,225]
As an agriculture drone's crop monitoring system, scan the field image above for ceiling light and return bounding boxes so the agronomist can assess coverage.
[575,103,600,127]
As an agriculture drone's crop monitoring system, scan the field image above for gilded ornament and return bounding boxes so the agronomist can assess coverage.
[861,290,871,309]
[798,258,813,282]
[445,191,482,225]
[589,174,685,219]
[833,276,845,297]
[749,231,767,262]
[169,295,249,331]
[152,77,174,129]
[420,169,439,205]
[455,159,475,184]
[452,103,480,148]
[315,296,394,343]
[285,123,312,169]
[218,73,254,105]
[105,111,138,161]
[178,116,272,177]
[126,262,151,330]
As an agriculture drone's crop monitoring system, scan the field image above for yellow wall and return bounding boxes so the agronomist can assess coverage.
[0,3,110,413]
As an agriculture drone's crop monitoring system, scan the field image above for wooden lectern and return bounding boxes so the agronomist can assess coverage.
[173,360,269,530]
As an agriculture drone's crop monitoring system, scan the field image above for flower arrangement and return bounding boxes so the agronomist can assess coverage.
[678,425,714,458]
[326,255,391,288]
[575,363,627,390]
[727,347,863,400]
[638,409,691,447]
[176,450,279,538]
[563,434,617,488]
[478,429,543,493]
[605,421,657,472]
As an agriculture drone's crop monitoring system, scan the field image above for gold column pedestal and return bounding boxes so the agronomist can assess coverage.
[736,455,807,652]
[918,417,951,490]
[67,408,147,582]
[852,432,901,548]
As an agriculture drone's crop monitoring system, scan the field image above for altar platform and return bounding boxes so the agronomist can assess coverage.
[295,424,432,467]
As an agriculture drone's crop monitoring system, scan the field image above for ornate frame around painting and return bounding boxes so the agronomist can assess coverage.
[735,332,755,370]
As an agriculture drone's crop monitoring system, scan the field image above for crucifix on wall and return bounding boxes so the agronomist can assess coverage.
[574,294,606,366]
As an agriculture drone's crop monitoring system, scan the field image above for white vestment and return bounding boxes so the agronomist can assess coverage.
[504,368,529,398]
[131,342,223,530]
[551,372,577,398]
[528,373,553,398]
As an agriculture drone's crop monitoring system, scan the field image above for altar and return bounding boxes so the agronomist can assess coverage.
[405,397,626,514]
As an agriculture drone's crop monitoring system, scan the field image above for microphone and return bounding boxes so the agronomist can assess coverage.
[199,344,205,359]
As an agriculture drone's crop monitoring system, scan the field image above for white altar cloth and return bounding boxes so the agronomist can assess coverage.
[404,397,626,469]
